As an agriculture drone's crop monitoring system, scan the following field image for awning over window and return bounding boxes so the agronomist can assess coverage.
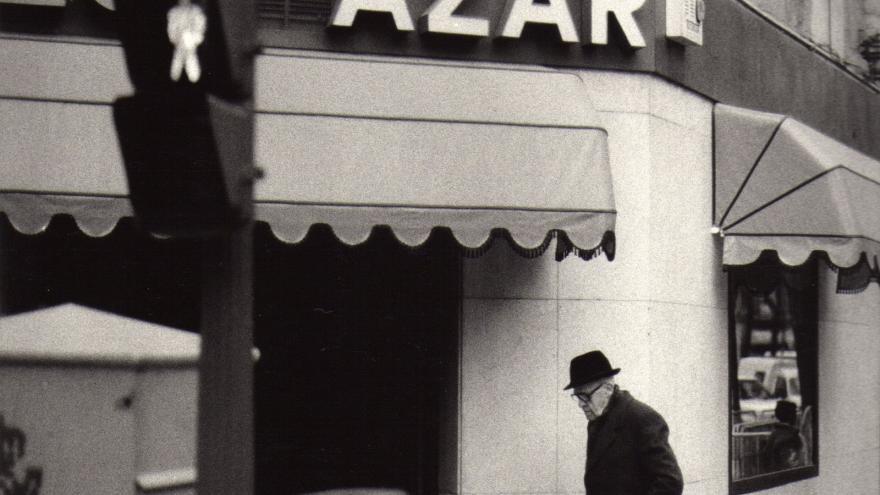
[254,53,615,260]
[0,42,615,261]
[714,103,880,273]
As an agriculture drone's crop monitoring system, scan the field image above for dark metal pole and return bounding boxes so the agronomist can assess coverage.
[199,221,254,495]
[0,224,6,316]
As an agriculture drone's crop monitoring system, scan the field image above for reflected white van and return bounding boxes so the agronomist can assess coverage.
[737,356,801,418]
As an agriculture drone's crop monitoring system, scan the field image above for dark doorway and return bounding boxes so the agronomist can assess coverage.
[254,224,460,495]
[1,216,461,495]
[0,215,200,330]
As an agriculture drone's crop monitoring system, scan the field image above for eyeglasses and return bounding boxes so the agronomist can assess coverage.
[570,384,605,404]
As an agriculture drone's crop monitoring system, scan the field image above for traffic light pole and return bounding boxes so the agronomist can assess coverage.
[199,222,254,495]
[113,3,257,492]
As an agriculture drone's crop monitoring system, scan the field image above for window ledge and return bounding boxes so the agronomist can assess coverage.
[732,465,819,494]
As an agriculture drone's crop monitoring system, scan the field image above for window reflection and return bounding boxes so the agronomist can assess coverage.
[729,259,818,490]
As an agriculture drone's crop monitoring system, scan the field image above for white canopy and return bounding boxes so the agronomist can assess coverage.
[0,304,199,367]
[0,40,616,260]
[714,103,880,270]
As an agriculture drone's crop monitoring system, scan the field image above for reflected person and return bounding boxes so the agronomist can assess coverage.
[566,350,683,495]
[762,400,804,471]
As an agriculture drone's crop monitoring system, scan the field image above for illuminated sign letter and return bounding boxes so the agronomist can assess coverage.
[591,0,646,47]
[329,0,415,31]
[496,0,579,43]
[418,0,489,37]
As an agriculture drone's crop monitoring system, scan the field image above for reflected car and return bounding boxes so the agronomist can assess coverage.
[739,356,794,386]
[739,356,801,407]
[738,377,777,420]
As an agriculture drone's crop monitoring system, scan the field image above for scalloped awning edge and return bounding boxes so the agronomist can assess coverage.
[0,194,616,262]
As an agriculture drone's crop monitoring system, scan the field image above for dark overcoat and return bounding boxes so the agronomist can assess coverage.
[585,388,683,495]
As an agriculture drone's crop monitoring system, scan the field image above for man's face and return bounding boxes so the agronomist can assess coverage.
[571,381,612,421]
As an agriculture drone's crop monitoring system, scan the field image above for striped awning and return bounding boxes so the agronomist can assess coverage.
[0,39,616,261]
[714,104,880,290]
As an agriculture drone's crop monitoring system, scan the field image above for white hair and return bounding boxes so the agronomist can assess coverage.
[582,376,616,390]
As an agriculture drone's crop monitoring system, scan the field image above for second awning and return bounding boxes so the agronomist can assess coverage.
[714,103,880,271]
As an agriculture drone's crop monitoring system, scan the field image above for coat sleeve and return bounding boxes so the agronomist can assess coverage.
[636,411,684,495]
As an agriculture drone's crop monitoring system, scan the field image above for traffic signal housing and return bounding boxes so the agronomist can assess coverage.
[115,0,255,99]
[113,0,257,238]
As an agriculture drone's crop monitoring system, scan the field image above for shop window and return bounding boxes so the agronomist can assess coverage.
[728,254,819,493]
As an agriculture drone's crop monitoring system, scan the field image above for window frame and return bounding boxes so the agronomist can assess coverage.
[727,257,820,494]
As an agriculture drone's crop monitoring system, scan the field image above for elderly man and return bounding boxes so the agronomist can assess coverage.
[565,350,683,495]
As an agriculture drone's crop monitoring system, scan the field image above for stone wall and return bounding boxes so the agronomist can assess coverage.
[459,72,726,494]
[455,70,880,494]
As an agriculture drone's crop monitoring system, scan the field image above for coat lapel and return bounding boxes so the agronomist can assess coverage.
[586,390,629,471]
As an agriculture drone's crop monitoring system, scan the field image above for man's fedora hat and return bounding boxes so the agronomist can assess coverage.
[564,350,620,390]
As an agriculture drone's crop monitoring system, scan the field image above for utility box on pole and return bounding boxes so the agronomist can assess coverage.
[0,304,199,495]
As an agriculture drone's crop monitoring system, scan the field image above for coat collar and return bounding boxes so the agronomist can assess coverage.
[586,387,630,470]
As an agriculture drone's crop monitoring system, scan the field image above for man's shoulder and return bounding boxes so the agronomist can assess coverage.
[616,391,668,425]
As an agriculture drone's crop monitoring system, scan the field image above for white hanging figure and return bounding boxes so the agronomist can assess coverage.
[167,0,207,82]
